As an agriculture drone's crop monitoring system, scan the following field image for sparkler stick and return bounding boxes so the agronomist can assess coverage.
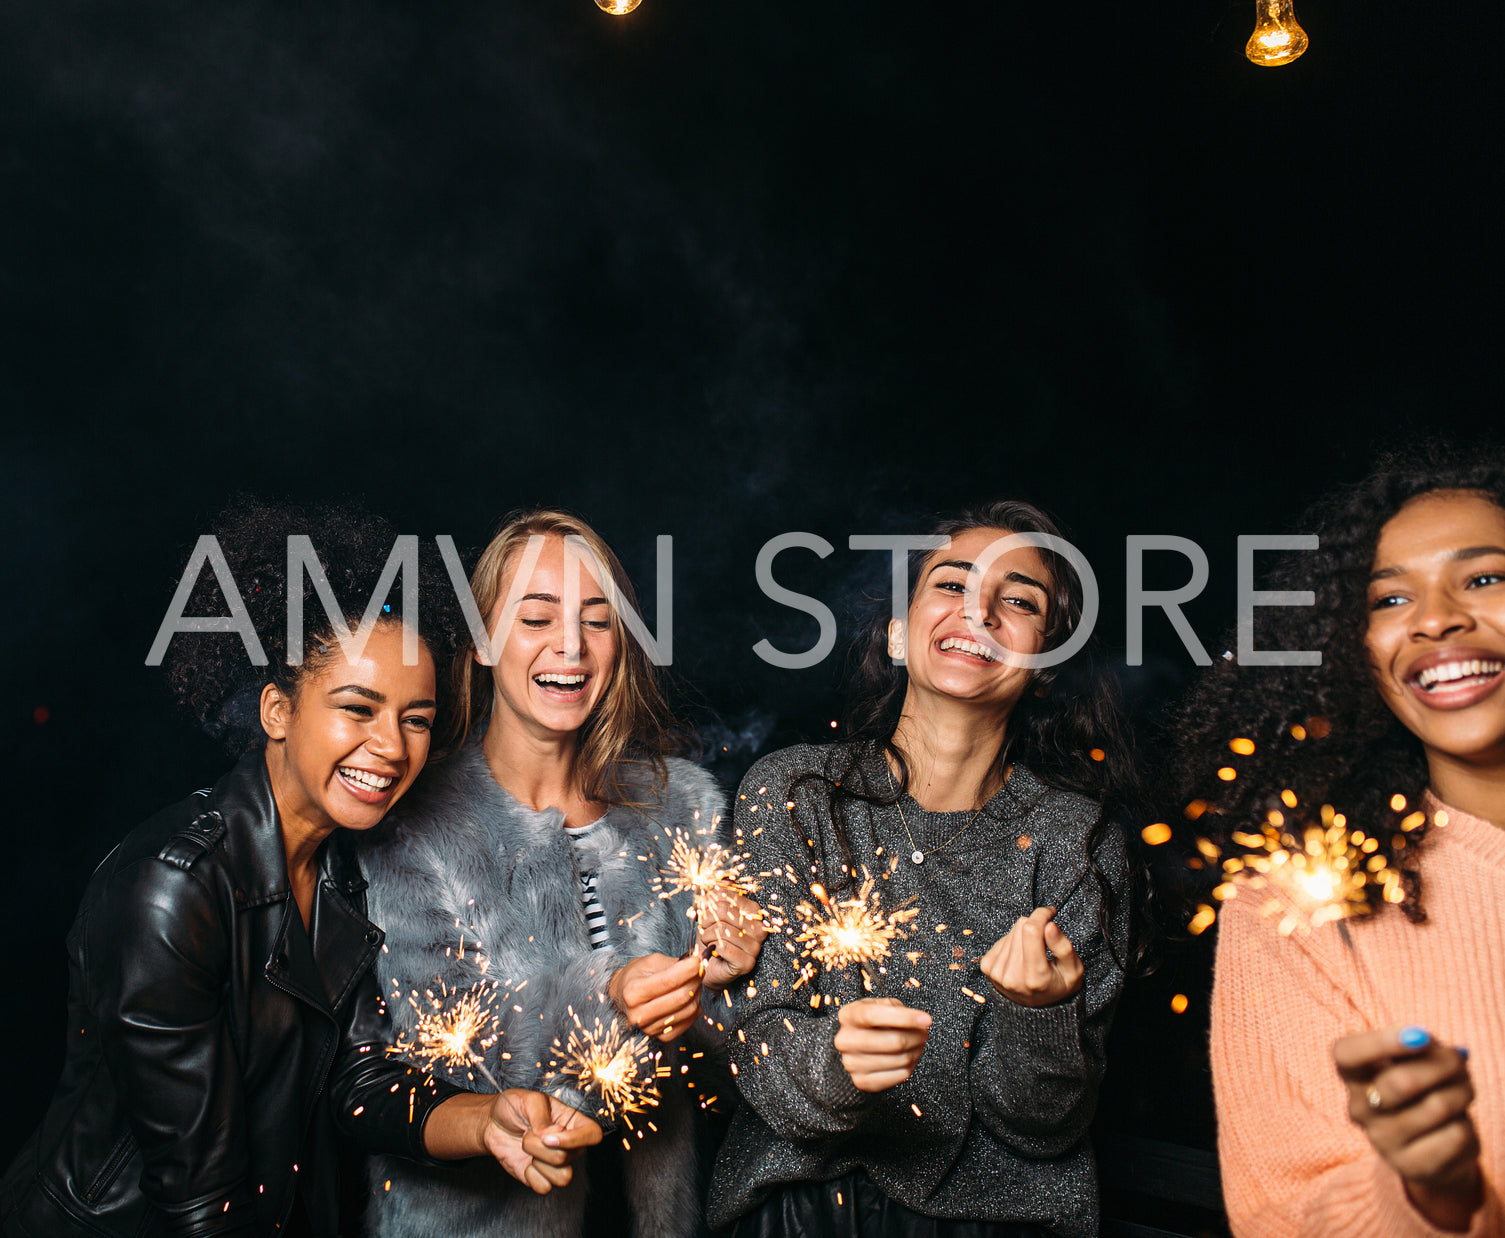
[1336,920,1391,1026]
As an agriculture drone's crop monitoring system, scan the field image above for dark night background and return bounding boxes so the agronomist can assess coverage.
[2,1,1500,1233]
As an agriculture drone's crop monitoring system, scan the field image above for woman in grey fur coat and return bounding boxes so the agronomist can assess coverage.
[709,501,1149,1238]
[359,509,767,1238]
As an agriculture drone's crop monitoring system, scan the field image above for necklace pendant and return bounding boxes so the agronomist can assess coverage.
[911,850,926,865]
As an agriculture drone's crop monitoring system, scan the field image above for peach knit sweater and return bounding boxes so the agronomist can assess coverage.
[1211,796,1505,1238]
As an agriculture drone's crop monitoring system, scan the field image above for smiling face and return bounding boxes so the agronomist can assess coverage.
[481,533,619,743]
[261,620,437,835]
[897,525,1054,719]
[1364,490,1505,774]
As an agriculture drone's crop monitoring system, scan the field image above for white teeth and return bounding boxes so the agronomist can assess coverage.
[938,637,997,662]
[1415,659,1503,690]
[534,673,587,686]
[340,767,394,790]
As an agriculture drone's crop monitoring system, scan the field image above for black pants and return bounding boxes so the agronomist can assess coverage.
[722,1172,1060,1238]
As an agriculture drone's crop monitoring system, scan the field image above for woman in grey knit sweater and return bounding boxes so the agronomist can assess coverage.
[709,501,1144,1238]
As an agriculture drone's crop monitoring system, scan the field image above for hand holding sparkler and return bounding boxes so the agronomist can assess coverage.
[696,887,769,990]
[608,952,704,1042]
[425,1088,601,1194]
[979,907,1084,1008]
[483,1088,601,1194]
[833,997,932,1093]
[1334,1026,1483,1232]
[653,828,770,990]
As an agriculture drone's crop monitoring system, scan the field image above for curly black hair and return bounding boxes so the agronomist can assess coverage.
[801,499,1157,975]
[1164,442,1505,923]
[160,496,467,755]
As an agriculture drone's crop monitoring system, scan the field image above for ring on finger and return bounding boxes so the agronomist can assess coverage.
[1365,1084,1385,1112]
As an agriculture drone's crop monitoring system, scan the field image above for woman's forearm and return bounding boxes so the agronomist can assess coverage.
[421,1092,494,1160]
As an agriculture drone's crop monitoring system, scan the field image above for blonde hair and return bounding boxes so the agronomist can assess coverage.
[444,508,681,805]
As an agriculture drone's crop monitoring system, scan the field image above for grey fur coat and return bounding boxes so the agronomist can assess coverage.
[357,739,726,1238]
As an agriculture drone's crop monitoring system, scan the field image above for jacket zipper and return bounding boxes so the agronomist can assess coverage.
[82,1130,136,1205]
[263,966,341,1229]
[261,882,380,1229]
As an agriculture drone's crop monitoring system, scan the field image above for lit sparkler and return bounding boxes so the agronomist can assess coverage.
[654,828,756,912]
[388,977,505,1092]
[792,871,919,992]
[1202,801,1404,936]
[1191,792,1413,1021]
[547,1008,661,1130]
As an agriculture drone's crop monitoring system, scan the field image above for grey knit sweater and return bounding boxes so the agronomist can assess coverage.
[708,743,1128,1238]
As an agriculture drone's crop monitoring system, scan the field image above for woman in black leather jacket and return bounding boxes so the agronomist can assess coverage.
[0,502,601,1238]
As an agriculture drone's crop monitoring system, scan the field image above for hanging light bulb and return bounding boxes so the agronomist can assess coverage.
[595,0,642,13]
[1246,0,1309,66]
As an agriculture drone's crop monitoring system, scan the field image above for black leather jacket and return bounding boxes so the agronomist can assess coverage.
[0,753,462,1238]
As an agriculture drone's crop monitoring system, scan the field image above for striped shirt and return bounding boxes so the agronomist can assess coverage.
[563,819,611,951]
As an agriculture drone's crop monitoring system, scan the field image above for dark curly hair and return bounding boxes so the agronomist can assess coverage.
[160,496,467,755]
[802,499,1156,975]
[1164,442,1505,923]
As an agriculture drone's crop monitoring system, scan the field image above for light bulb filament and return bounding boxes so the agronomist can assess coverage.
[1245,0,1309,67]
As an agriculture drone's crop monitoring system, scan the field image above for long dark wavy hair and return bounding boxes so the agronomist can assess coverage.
[1165,443,1505,923]
[802,499,1155,974]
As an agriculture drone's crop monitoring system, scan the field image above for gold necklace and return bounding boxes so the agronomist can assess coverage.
[886,767,987,866]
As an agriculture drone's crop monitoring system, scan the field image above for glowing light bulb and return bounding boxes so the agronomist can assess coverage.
[1246,0,1309,67]
[595,0,642,13]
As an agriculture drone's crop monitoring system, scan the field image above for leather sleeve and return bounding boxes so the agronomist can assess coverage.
[328,961,467,1162]
[84,858,257,1238]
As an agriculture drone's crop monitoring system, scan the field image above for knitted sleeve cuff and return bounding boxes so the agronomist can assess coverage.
[984,985,1086,1059]
[818,1028,866,1111]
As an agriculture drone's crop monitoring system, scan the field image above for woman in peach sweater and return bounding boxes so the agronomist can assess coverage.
[1169,446,1504,1238]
